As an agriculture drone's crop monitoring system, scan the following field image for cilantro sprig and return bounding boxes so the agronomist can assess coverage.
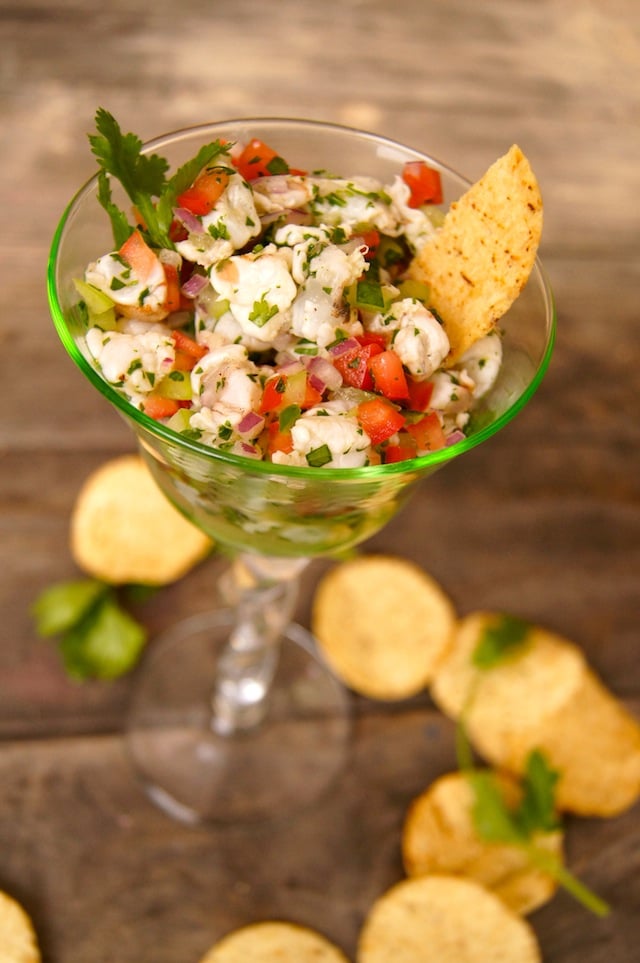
[32,578,149,680]
[454,612,610,917]
[89,107,229,249]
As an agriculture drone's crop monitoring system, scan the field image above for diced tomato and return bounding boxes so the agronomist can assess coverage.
[142,395,181,420]
[368,349,410,400]
[356,398,406,446]
[402,161,443,207]
[405,376,434,412]
[119,230,160,280]
[358,228,380,260]
[259,371,323,415]
[357,332,388,350]
[171,329,208,362]
[234,138,289,180]
[260,375,287,414]
[384,438,418,464]
[176,167,230,215]
[332,341,383,391]
[266,420,294,455]
[163,262,181,313]
[406,411,447,452]
[168,220,188,243]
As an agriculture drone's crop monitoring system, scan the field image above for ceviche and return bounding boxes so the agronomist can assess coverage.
[76,110,503,469]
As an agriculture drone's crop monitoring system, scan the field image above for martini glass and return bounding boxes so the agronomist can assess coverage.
[47,119,555,825]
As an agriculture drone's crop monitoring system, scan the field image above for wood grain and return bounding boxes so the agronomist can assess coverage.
[1,0,638,960]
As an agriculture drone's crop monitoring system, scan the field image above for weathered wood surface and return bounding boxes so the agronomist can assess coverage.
[1,0,639,960]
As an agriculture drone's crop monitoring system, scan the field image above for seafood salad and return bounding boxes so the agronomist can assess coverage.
[77,111,502,469]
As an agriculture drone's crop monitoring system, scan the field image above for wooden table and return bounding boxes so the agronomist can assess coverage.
[1,1,638,959]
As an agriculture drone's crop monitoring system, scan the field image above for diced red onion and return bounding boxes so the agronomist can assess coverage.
[308,355,343,391]
[241,442,259,456]
[181,272,209,298]
[328,337,360,358]
[237,411,265,436]
[173,206,204,234]
[446,429,466,446]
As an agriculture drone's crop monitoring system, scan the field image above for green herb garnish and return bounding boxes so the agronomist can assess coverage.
[457,731,610,917]
[89,107,229,249]
[32,578,148,680]
[306,444,332,467]
[472,613,531,669]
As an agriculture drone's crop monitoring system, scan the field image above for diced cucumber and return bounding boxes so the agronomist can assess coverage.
[157,370,193,400]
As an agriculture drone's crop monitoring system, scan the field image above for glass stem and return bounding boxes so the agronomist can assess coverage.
[211,554,309,735]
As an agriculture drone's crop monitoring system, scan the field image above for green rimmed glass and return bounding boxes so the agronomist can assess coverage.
[48,119,555,824]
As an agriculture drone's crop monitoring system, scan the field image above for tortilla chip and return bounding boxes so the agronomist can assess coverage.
[431,611,640,816]
[199,921,350,962]
[402,771,562,915]
[0,891,41,963]
[312,555,456,700]
[71,454,212,585]
[357,875,541,963]
[408,145,543,364]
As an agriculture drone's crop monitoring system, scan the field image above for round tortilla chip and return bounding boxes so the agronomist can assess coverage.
[312,555,456,700]
[408,145,543,365]
[431,612,640,816]
[402,771,562,915]
[518,668,640,816]
[431,611,586,758]
[199,921,350,962]
[0,891,41,963]
[357,875,541,963]
[71,454,212,585]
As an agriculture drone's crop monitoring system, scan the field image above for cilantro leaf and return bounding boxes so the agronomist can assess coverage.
[472,613,530,669]
[467,770,523,845]
[89,108,230,250]
[31,579,107,637]
[96,171,133,248]
[32,577,147,681]
[457,719,610,917]
[60,594,147,681]
[515,748,561,836]
[90,107,168,202]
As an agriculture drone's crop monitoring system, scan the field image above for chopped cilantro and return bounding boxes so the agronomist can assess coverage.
[306,444,332,467]
[279,404,301,432]
[248,296,279,327]
[472,613,531,669]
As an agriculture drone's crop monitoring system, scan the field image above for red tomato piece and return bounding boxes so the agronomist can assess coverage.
[142,395,180,420]
[266,420,294,455]
[402,161,443,207]
[259,373,323,415]
[234,138,289,180]
[358,228,380,260]
[405,376,435,412]
[333,342,383,390]
[384,439,418,464]
[163,262,181,313]
[171,329,208,361]
[176,167,230,215]
[406,411,447,452]
[368,350,410,400]
[356,398,406,446]
[259,375,287,414]
[357,332,388,350]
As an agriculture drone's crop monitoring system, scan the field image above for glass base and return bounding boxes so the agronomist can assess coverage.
[125,609,351,825]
